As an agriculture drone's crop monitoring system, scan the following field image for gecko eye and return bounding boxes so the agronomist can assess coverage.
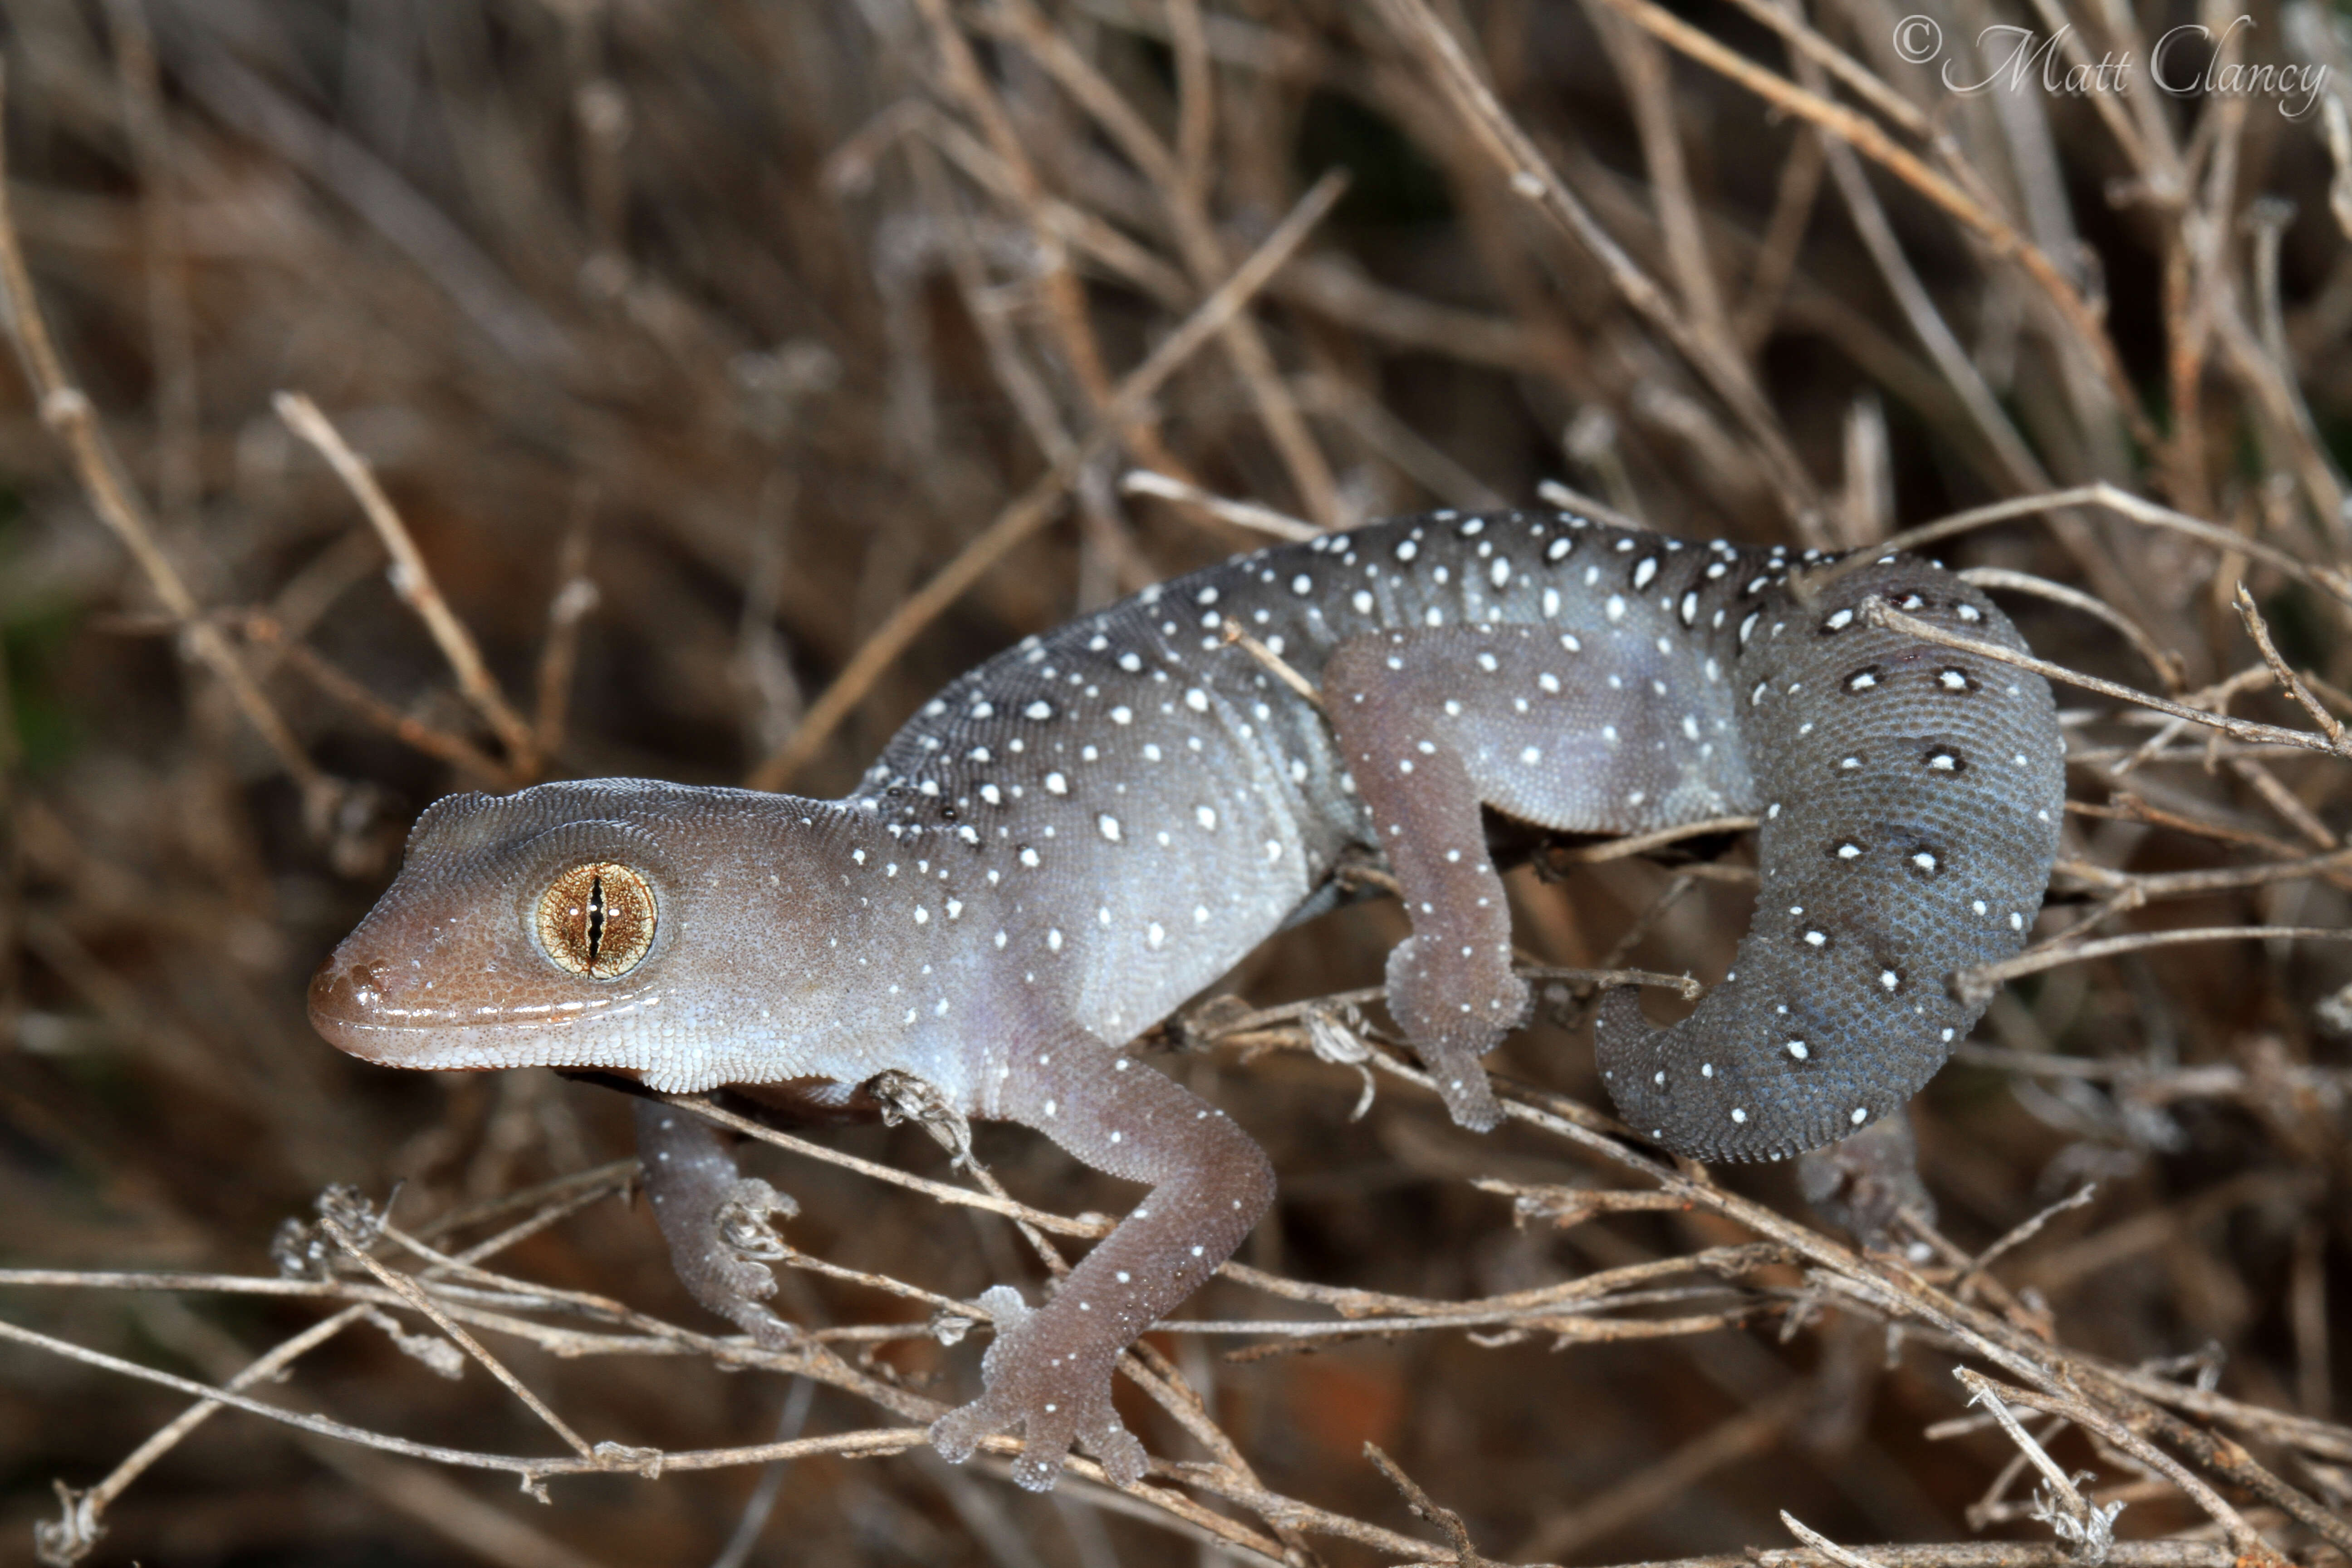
[534,863,657,980]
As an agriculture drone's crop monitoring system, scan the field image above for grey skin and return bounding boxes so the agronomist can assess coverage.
[309,507,2063,1490]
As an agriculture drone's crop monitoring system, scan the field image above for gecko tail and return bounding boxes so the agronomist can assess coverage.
[1593,558,2065,1164]
[1592,960,1957,1162]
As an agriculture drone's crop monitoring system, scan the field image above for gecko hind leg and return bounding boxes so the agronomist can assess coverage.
[1324,624,1740,1130]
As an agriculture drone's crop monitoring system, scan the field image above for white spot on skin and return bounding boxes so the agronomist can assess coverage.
[1026,701,1052,720]
[1046,772,1068,794]
[1633,557,1657,589]
[1098,814,1122,842]
[1824,608,1854,631]
[1731,1107,1748,1124]
[1111,706,1132,725]
[1606,594,1627,622]
[914,907,928,925]
[1851,1106,1869,1125]
[1787,1040,1808,1060]
[1186,688,1210,712]
[1521,746,1541,764]
[1196,806,1217,831]
[1804,930,1828,947]
[1047,929,1063,952]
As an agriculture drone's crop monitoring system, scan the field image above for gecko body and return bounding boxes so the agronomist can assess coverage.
[309,508,2063,1488]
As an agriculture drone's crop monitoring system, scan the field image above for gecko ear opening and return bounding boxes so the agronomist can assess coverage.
[534,862,659,980]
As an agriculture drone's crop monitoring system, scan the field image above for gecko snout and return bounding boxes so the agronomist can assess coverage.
[307,951,416,1061]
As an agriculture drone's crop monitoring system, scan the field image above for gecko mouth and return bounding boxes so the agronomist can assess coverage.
[306,948,500,1063]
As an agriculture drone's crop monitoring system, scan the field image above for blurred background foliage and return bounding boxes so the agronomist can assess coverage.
[0,0,2349,1564]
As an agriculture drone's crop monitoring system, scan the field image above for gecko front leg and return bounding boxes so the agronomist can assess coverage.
[633,1098,799,1348]
[929,1034,1274,1491]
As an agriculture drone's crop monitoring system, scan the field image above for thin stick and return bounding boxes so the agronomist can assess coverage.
[0,61,336,827]
[1955,927,2352,1008]
[669,1095,1107,1239]
[275,391,539,770]
[1120,470,1320,541]
[1861,598,2352,759]
[319,1216,596,1460]
[745,169,1347,791]
[1804,482,2352,607]
[1220,617,1323,709]
[2232,582,2349,749]
[534,485,600,769]
[1535,478,1651,536]
[237,613,512,784]
[1956,567,2184,693]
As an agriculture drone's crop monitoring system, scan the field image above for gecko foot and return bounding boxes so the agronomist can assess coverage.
[928,1285,1148,1492]
[1384,936,1524,1130]
[679,1176,801,1349]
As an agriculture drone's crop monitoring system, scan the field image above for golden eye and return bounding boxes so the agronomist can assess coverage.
[535,863,657,979]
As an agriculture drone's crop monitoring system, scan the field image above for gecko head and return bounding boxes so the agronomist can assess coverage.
[309,779,769,1079]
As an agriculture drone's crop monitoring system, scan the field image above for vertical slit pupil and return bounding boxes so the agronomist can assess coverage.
[586,874,606,965]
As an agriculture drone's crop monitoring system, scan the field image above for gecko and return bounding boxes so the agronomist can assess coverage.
[308,506,2064,1490]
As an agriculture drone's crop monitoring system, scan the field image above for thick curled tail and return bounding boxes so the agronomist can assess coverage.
[1595,559,2065,1162]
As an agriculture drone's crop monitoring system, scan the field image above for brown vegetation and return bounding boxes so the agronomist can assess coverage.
[0,1,2348,1565]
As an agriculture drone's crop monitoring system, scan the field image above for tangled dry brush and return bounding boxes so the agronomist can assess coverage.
[2,1,2351,1565]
